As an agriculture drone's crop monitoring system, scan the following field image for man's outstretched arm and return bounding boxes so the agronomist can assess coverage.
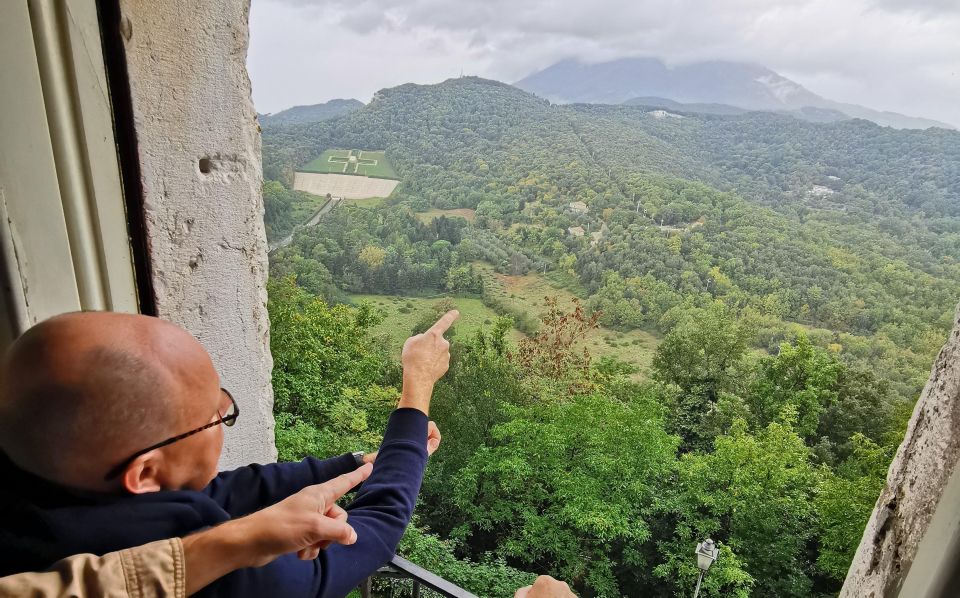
[203,310,458,518]
[202,311,458,598]
[317,408,427,597]
[315,309,459,597]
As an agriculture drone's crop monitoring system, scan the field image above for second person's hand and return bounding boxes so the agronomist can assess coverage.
[514,576,577,598]
[229,463,374,566]
[360,419,442,465]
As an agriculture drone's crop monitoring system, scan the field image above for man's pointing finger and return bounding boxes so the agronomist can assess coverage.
[315,462,373,505]
[428,310,460,336]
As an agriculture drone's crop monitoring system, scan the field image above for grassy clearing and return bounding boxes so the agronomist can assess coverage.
[288,193,329,225]
[301,149,398,179]
[350,267,659,377]
[349,294,523,356]
[345,197,387,208]
[415,208,477,224]
[475,263,660,378]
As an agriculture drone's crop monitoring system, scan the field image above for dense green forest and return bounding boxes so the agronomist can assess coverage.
[262,77,959,596]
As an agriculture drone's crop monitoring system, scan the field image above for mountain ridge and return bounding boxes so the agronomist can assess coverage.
[260,98,364,126]
[515,57,954,130]
[263,75,959,222]
[622,96,853,124]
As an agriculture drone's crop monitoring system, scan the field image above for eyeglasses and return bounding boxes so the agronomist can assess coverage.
[104,388,239,481]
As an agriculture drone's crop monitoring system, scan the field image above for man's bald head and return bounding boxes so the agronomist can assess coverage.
[0,312,221,490]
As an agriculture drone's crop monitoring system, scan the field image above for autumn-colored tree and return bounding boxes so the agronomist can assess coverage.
[358,244,387,270]
[514,296,600,384]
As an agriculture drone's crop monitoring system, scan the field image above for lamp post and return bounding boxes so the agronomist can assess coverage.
[692,538,719,598]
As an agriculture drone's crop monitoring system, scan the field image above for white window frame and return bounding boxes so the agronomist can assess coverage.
[0,0,139,347]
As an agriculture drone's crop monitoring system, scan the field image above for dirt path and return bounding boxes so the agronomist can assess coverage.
[268,196,342,252]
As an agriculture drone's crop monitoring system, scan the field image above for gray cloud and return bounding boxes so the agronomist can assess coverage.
[868,0,960,14]
[249,0,960,127]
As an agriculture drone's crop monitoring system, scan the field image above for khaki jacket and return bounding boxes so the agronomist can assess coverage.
[0,538,185,598]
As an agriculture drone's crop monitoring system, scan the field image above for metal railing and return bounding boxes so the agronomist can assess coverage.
[358,556,478,598]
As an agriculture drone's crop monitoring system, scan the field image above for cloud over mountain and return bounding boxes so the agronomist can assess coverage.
[250,0,960,127]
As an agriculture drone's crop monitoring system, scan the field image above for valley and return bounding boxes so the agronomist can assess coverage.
[262,75,959,597]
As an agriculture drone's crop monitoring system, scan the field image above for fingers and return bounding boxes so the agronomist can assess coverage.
[313,505,346,552]
[313,516,358,546]
[524,576,574,597]
[325,503,348,523]
[297,545,321,560]
[315,504,345,552]
[427,421,442,455]
[427,310,460,336]
[314,462,373,504]
[303,512,356,555]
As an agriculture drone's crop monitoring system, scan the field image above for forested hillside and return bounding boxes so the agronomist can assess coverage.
[261,77,959,596]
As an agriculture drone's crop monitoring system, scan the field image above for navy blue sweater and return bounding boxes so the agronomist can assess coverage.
[0,408,428,597]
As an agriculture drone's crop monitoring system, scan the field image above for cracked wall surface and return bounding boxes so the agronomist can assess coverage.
[841,302,960,597]
[117,0,275,467]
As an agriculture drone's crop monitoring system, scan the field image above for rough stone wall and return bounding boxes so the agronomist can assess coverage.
[117,0,275,466]
[841,303,960,596]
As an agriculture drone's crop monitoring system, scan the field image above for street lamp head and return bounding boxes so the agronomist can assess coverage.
[695,538,719,572]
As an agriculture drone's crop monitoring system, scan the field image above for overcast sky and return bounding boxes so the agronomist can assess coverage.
[248,0,960,127]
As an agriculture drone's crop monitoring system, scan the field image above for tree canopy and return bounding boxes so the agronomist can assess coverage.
[262,76,956,596]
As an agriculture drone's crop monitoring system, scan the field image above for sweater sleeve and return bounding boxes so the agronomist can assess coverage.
[203,454,358,517]
[317,407,429,597]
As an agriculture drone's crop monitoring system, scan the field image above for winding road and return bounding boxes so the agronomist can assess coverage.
[269,196,342,253]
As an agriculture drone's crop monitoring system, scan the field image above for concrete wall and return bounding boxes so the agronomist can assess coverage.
[841,302,960,597]
[118,0,275,467]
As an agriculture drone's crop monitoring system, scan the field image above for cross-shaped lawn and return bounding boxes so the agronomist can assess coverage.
[327,150,378,174]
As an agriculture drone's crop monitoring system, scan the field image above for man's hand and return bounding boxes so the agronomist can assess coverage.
[514,576,577,598]
[230,463,374,567]
[399,310,459,415]
[180,464,373,594]
[363,420,442,464]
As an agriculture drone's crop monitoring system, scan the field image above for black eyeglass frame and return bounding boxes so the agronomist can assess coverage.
[104,388,239,481]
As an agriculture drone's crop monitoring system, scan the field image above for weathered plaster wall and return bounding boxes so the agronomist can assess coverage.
[117,0,275,466]
[842,303,960,597]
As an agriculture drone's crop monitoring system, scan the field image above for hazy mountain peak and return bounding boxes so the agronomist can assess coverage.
[515,57,953,130]
[756,73,807,104]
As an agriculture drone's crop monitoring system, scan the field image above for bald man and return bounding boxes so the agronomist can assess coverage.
[0,309,458,597]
